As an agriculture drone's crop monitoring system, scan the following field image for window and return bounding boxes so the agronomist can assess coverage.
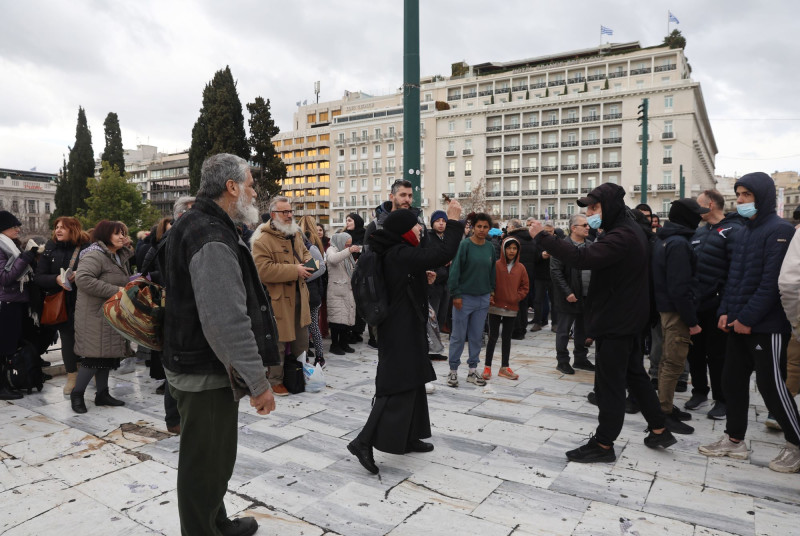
[465,118,472,130]
[448,120,455,132]
[663,170,673,184]
[664,95,674,110]
[374,145,381,156]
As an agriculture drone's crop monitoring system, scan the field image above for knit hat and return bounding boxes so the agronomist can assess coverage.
[430,210,447,226]
[669,198,709,230]
[0,211,22,232]
[384,209,420,246]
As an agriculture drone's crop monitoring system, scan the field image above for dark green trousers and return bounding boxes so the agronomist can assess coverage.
[170,384,239,536]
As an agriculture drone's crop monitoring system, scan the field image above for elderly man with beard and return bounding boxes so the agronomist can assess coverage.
[252,196,313,397]
[163,153,279,536]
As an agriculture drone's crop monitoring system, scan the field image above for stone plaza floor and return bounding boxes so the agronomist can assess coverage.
[1,327,798,535]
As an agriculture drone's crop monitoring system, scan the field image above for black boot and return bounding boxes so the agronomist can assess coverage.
[71,391,88,413]
[95,389,125,407]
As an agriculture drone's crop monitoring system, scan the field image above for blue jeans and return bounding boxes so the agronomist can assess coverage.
[448,293,490,371]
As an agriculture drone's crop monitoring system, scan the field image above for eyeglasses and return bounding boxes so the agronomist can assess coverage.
[272,210,293,216]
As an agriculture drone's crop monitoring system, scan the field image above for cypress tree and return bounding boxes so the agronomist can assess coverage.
[101,112,125,174]
[67,106,95,214]
[247,97,285,201]
[189,66,250,194]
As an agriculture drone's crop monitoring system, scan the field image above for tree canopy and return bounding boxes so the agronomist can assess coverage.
[77,162,160,233]
[101,112,125,174]
[247,96,285,203]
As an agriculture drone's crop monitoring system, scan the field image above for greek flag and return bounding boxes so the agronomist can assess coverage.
[669,11,679,24]
[600,25,613,35]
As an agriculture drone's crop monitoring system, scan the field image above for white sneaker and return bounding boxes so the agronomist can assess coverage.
[698,434,749,459]
[447,371,458,388]
[425,382,436,394]
[769,442,800,473]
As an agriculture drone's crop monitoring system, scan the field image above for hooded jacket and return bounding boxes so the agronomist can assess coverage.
[692,212,744,312]
[534,183,650,337]
[719,172,794,333]
[490,237,530,314]
[652,221,699,326]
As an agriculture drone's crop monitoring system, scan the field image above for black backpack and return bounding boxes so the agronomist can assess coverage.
[350,248,390,326]
[9,341,43,394]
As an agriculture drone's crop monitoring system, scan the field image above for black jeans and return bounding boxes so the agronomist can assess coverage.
[556,311,588,365]
[170,384,239,535]
[594,335,665,446]
[687,308,727,401]
[485,314,515,367]
[723,331,800,444]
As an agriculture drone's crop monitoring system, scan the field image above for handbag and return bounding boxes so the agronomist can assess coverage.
[41,246,80,326]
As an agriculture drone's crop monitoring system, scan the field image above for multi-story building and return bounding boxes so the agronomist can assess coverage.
[276,40,717,229]
[0,168,57,234]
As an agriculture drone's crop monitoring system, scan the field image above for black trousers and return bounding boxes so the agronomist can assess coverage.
[170,384,239,536]
[723,331,800,445]
[687,308,727,401]
[556,311,588,365]
[485,314,515,367]
[594,335,665,446]
[357,386,431,455]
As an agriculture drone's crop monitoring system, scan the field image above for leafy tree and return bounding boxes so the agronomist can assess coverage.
[189,66,250,194]
[77,162,160,234]
[101,112,125,174]
[663,29,686,49]
[67,106,95,214]
[53,154,70,221]
[247,96,285,201]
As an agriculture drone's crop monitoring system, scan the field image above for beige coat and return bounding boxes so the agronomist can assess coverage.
[252,223,312,343]
[74,242,132,358]
[325,245,356,326]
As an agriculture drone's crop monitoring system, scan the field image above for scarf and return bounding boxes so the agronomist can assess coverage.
[329,232,355,279]
[0,233,33,292]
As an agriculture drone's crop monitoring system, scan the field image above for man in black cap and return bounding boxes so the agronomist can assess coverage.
[651,198,709,435]
[529,183,675,463]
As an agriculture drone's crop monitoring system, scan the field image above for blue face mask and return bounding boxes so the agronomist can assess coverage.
[737,202,757,218]
[587,213,602,229]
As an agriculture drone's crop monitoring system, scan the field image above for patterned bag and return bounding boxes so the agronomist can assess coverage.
[103,277,166,351]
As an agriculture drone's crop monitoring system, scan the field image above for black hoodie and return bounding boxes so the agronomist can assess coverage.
[534,183,650,337]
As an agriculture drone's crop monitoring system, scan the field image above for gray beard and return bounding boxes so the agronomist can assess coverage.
[233,195,259,226]
[271,218,301,236]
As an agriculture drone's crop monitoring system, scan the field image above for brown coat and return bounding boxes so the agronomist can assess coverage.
[74,242,132,358]
[252,223,312,343]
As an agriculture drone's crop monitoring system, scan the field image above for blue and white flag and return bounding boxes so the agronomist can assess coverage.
[669,11,679,24]
[601,25,613,36]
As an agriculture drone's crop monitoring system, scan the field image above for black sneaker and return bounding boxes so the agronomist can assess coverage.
[587,391,598,406]
[573,360,596,372]
[684,393,708,410]
[556,363,575,375]
[664,415,695,435]
[670,405,692,421]
[675,381,688,393]
[566,437,616,463]
[707,401,727,420]
[644,428,677,449]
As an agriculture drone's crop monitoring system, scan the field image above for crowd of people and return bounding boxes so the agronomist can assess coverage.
[3,157,800,535]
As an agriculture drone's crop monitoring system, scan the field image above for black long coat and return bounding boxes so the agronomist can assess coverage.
[369,219,464,397]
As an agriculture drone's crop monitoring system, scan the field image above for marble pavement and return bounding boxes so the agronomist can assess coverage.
[1,327,798,535]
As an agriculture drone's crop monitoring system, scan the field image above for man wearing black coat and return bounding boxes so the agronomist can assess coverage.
[348,201,464,475]
[529,183,675,463]
[651,198,709,435]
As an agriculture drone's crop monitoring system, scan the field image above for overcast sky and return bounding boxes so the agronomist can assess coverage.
[2,0,798,178]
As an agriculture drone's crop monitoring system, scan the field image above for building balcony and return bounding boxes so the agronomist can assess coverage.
[582,115,600,122]
[486,147,502,153]
[447,94,462,101]
[530,82,547,89]
[542,120,559,126]
[603,137,622,144]
[603,113,622,120]
[479,89,494,96]
[561,188,578,195]
[503,168,520,174]
[504,124,520,130]
[561,141,579,148]
[458,191,471,198]
[607,71,627,79]
[541,189,557,195]
[487,191,501,197]
[522,121,539,128]
[504,146,520,152]
[602,162,622,168]
[522,189,538,196]
[562,118,579,125]
[448,171,455,177]
[465,170,472,176]
[446,150,456,157]
[654,64,677,72]
[561,164,578,171]
[662,132,675,139]
[581,163,600,170]
[542,143,558,149]
[658,183,676,191]
[463,92,477,99]
[541,165,558,172]
[522,144,539,151]
[548,80,566,87]
[630,67,651,75]
[511,85,528,92]
[663,157,673,164]
[487,169,501,175]
[486,125,503,132]
[503,190,519,196]
[462,149,473,155]
[587,74,606,81]
[582,139,600,146]
[522,167,538,173]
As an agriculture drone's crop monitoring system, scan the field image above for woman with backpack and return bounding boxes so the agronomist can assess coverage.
[0,211,39,400]
[33,216,90,395]
[71,220,132,413]
[325,232,358,356]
